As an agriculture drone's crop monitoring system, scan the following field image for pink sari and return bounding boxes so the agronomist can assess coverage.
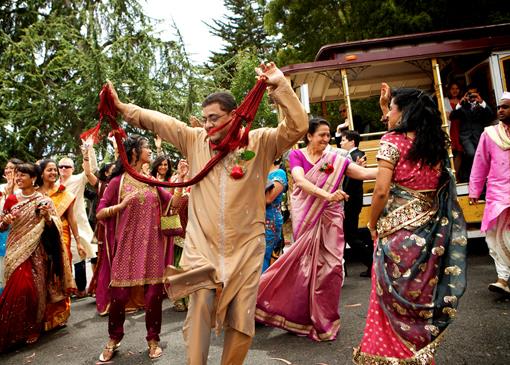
[256,151,349,341]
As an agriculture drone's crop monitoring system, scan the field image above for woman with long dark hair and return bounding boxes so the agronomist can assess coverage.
[151,155,173,182]
[96,135,188,361]
[37,159,85,330]
[354,88,468,364]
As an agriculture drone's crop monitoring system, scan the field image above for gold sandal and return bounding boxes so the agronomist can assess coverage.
[99,340,121,362]
[172,300,187,312]
[148,340,163,359]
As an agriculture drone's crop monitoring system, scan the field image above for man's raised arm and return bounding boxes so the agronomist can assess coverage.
[256,63,308,159]
[107,81,196,156]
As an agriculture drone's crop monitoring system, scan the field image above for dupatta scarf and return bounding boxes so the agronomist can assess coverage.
[373,168,467,359]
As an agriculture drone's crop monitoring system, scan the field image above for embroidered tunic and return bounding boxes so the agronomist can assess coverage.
[123,81,308,337]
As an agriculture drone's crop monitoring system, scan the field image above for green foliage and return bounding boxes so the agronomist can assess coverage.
[230,50,278,128]
[207,0,274,89]
[0,0,201,169]
[265,0,510,65]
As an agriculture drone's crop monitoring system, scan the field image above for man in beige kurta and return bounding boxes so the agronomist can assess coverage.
[109,63,308,364]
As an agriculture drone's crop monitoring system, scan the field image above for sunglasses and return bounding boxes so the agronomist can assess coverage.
[58,165,73,169]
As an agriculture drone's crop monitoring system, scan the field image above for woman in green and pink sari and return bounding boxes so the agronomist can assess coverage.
[256,118,377,341]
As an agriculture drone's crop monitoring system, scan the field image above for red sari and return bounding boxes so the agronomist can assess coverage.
[354,133,468,364]
[0,193,74,352]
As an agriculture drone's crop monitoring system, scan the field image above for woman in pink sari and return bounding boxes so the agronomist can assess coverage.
[95,135,188,361]
[256,118,377,341]
[354,88,468,364]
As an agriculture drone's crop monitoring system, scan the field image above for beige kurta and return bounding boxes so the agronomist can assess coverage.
[124,81,308,337]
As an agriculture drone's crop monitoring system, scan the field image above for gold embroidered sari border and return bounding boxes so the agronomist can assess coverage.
[352,332,444,365]
[255,308,340,341]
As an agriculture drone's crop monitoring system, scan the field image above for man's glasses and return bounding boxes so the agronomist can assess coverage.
[340,109,347,113]
[58,165,73,169]
[201,113,227,124]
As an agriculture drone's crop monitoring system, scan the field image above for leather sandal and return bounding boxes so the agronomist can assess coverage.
[148,340,163,359]
[99,340,121,362]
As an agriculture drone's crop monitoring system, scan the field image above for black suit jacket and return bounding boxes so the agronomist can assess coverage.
[343,149,365,203]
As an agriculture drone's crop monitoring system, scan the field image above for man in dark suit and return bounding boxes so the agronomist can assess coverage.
[340,130,372,277]
[450,84,494,182]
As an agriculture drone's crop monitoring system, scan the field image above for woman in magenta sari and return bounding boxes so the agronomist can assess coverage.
[0,163,74,352]
[353,88,468,364]
[96,135,188,361]
[256,118,377,341]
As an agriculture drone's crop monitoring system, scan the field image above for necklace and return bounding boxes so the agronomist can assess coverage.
[21,191,37,199]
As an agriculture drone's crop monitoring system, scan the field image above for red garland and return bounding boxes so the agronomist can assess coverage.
[80,78,267,188]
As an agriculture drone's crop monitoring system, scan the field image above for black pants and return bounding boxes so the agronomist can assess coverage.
[344,200,373,269]
[74,260,87,291]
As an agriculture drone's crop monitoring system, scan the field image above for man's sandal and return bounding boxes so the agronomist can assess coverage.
[99,340,121,362]
[148,340,163,359]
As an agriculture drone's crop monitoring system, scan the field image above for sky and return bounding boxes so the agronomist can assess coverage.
[141,0,227,64]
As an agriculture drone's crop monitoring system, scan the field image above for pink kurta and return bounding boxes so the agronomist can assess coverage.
[97,173,171,286]
[469,126,510,232]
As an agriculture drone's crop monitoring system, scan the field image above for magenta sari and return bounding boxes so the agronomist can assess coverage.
[255,150,350,341]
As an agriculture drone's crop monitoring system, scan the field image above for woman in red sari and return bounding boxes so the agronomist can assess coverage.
[354,88,468,364]
[0,163,74,352]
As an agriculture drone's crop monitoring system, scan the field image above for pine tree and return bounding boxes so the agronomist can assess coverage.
[206,0,274,88]
[0,0,201,166]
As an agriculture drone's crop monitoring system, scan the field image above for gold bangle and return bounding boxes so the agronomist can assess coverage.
[312,186,318,195]
[367,222,376,231]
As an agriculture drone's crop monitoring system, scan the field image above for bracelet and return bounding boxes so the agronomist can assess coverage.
[312,186,318,196]
[367,222,376,232]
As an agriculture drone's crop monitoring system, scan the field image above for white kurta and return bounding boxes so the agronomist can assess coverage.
[61,148,98,263]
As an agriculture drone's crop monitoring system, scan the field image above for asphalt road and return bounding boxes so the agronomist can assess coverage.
[1,241,509,365]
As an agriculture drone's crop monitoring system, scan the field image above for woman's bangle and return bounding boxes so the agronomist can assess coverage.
[367,222,376,232]
[312,186,318,196]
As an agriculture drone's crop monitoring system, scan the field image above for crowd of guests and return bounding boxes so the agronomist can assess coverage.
[0,61,508,365]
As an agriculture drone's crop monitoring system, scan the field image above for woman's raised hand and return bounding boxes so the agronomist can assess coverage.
[177,160,189,180]
[380,82,391,110]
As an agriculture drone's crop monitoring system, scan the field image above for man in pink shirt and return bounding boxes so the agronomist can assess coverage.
[469,91,510,295]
